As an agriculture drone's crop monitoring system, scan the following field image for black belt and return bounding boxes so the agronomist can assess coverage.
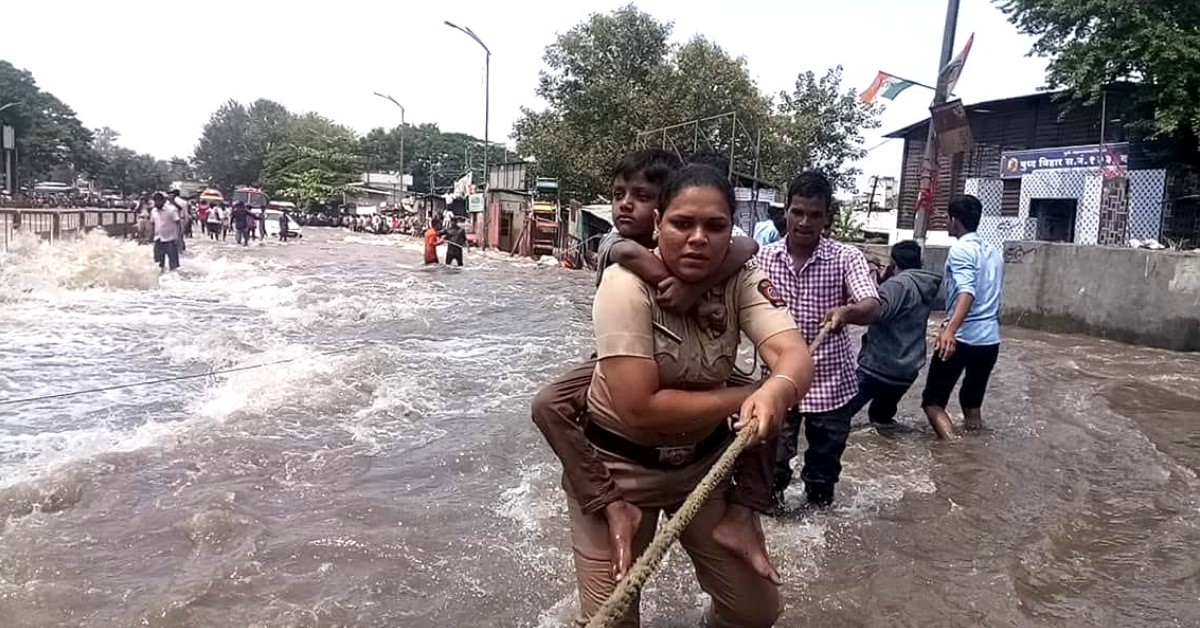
[584,420,731,469]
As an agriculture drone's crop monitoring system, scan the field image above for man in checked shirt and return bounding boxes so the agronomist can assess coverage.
[755,171,881,510]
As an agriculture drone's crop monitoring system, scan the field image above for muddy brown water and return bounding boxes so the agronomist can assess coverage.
[1,229,1197,627]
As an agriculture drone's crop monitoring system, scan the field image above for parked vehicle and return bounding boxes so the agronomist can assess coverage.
[232,186,268,209]
[263,208,303,239]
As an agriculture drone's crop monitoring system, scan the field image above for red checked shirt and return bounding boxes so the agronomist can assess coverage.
[755,237,879,413]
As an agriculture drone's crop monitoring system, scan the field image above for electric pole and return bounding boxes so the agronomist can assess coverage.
[912,0,961,245]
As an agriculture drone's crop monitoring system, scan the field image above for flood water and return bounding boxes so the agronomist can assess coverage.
[1,228,1198,628]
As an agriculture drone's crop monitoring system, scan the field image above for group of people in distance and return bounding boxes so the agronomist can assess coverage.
[530,148,1004,627]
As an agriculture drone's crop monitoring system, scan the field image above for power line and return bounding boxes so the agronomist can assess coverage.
[0,343,373,408]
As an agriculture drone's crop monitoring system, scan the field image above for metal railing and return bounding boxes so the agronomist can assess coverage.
[0,208,140,251]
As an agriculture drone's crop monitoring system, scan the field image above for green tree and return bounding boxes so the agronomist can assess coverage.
[166,156,194,181]
[654,37,773,132]
[192,100,255,189]
[996,0,1200,138]
[512,6,877,198]
[513,4,673,198]
[90,126,176,194]
[247,99,294,179]
[359,123,505,192]
[764,66,883,193]
[261,113,360,207]
[0,60,98,185]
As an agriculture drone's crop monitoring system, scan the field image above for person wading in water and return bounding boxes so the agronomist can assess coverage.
[531,149,773,587]
[756,171,881,510]
[149,192,182,271]
[553,163,813,628]
[921,194,1004,437]
[423,219,442,265]
[839,240,942,433]
[441,217,468,266]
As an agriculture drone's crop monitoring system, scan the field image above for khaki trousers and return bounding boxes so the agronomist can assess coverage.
[567,446,781,628]
[533,361,775,515]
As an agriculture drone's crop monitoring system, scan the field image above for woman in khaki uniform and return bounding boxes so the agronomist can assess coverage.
[570,164,814,628]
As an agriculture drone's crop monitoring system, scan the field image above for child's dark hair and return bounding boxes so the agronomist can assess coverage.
[659,164,737,217]
[612,149,682,187]
[687,150,730,175]
[948,195,983,232]
[890,240,923,271]
[786,171,834,210]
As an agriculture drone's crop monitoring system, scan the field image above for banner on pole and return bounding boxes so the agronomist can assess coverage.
[938,33,975,95]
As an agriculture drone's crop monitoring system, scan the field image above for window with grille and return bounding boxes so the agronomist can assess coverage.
[1001,179,1021,217]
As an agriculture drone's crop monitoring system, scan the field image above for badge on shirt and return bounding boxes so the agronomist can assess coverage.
[757,279,787,308]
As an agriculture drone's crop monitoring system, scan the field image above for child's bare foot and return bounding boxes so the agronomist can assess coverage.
[603,500,642,581]
[712,503,781,584]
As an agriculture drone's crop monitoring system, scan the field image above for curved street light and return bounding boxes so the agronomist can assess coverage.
[373,92,407,201]
[444,20,490,194]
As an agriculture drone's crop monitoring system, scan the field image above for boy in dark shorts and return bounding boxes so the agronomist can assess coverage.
[531,149,776,583]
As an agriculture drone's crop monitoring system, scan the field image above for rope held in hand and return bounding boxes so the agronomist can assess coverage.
[584,327,830,628]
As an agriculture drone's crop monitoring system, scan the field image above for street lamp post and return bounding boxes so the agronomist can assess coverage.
[373,92,406,205]
[444,20,490,195]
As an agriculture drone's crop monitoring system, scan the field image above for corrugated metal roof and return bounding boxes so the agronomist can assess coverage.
[884,90,1056,139]
[580,204,612,226]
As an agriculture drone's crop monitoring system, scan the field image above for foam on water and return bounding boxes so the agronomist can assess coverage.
[0,233,456,490]
[0,231,162,297]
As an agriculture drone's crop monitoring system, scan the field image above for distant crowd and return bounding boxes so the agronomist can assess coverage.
[0,192,136,209]
[303,212,431,237]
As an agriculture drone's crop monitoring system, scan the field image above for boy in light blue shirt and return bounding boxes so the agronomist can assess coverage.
[921,195,1004,438]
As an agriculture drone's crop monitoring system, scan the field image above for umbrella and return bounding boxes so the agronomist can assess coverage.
[199,188,225,202]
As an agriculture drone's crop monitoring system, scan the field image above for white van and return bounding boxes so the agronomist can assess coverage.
[263,208,303,239]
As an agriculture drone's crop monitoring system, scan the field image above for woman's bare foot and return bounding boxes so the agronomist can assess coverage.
[603,500,642,581]
[712,503,781,584]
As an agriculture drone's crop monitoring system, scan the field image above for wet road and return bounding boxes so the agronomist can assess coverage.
[1,228,1197,627]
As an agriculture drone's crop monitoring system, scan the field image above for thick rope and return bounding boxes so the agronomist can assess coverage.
[585,327,830,628]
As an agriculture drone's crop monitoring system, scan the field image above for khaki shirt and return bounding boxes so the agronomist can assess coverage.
[588,264,796,446]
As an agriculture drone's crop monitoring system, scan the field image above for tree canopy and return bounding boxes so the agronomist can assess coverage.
[193,100,257,190]
[0,60,99,185]
[358,123,506,193]
[260,113,360,206]
[91,126,172,195]
[764,67,883,193]
[512,4,881,198]
[996,0,1200,139]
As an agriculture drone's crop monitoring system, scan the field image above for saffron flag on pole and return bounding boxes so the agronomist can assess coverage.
[938,33,975,95]
[860,72,918,103]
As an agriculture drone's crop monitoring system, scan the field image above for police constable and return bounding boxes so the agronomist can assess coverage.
[562,164,814,628]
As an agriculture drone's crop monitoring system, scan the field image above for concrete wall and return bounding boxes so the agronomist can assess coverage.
[1001,241,1200,351]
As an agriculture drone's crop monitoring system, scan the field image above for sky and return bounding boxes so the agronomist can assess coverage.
[5,0,1048,191]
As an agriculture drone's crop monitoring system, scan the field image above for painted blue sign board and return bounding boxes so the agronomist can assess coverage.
[999,143,1129,179]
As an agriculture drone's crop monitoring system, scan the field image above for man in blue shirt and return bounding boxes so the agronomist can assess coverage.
[752,203,785,246]
[921,194,1004,438]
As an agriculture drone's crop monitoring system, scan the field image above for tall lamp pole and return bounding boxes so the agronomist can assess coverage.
[444,20,490,194]
[373,92,406,204]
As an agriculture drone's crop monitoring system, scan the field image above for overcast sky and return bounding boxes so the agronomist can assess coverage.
[6,0,1047,190]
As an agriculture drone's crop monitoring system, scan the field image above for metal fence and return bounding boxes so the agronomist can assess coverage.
[0,208,140,251]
